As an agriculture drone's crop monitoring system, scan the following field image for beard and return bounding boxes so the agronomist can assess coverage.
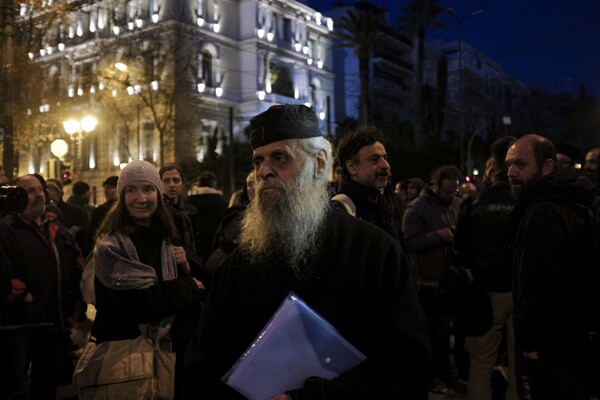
[374,168,391,190]
[510,168,544,200]
[23,198,46,221]
[585,169,600,187]
[239,163,330,278]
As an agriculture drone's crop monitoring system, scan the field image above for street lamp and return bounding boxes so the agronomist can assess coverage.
[50,139,69,159]
[63,115,97,179]
[447,8,484,173]
[48,139,69,180]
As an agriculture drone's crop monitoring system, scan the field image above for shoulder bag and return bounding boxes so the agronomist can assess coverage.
[73,335,175,400]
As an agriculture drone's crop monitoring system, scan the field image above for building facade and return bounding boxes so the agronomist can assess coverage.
[424,39,526,172]
[12,0,335,199]
[433,40,524,139]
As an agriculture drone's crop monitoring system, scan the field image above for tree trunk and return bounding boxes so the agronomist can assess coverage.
[358,55,370,125]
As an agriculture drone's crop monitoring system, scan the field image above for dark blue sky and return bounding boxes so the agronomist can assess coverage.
[308,0,600,98]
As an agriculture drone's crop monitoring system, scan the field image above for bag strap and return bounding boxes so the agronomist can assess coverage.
[332,193,356,217]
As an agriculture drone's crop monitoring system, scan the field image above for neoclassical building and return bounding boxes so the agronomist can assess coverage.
[14,0,335,199]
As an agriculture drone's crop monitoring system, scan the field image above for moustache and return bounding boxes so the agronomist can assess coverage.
[257,178,288,192]
[376,169,391,178]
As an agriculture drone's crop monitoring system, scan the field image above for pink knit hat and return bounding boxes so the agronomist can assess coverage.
[117,160,162,196]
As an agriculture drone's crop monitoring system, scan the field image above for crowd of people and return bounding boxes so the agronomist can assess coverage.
[1,104,600,400]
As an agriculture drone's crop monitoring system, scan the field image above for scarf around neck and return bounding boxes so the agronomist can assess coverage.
[84,231,178,342]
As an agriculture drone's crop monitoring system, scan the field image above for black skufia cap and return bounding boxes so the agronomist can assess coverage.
[555,142,581,162]
[250,104,322,149]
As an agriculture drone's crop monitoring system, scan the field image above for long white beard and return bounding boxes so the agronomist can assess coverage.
[239,165,330,277]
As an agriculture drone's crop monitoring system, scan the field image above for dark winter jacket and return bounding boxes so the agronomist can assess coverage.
[89,199,115,243]
[187,192,228,264]
[204,204,246,272]
[511,167,600,370]
[402,189,460,282]
[0,213,82,332]
[163,195,205,279]
[336,178,404,244]
[56,199,91,257]
[184,207,432,399]
[454,175,517,292]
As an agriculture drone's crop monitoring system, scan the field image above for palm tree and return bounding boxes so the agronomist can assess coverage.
[331,9,382,125]
[399,0,446,147]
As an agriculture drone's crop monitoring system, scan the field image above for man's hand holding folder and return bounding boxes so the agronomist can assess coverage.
[221,292,367,400]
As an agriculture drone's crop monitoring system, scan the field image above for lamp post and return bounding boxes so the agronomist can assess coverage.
[447,8,484,173]
[466,131,478,177]
[48,138,69,180]
[63,115,97,180]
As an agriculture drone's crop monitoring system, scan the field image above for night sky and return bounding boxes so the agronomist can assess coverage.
[308,0,600,98]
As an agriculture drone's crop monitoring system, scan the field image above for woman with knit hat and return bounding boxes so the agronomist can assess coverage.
[80,159,205,399]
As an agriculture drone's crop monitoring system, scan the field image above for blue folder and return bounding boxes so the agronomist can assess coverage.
[221,291,367,400]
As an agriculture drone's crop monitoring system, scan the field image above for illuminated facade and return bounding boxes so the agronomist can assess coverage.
[16,0,334,197]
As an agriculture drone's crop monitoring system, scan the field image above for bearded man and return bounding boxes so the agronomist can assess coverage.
[183,104,431,399]
[334,125,405,245]
[506,134,600,400]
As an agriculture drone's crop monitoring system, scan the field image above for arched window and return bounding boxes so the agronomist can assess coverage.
[202,50,213,86]
[142,121,155,162]
[141,40,155,82]
[270,61,293,98]
[310,77,322,110]
[49,65,61,96]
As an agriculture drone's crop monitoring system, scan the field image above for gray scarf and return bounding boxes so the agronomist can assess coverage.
[83,231,178,343]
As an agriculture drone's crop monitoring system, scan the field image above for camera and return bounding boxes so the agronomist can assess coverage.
[0,185,28,214]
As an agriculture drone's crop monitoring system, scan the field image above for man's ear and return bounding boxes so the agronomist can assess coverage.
[542,159,555,176]
[345,159,357,177]
[314,150,327,178]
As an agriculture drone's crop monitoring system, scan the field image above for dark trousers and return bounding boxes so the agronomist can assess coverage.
[418,286,450,386]
[453,319,470,382]
[0,331,65,400]
[525,358,600,400]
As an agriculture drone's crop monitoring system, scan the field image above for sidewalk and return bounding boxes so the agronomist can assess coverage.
[430,389,467,400]
[429,381,467,400]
